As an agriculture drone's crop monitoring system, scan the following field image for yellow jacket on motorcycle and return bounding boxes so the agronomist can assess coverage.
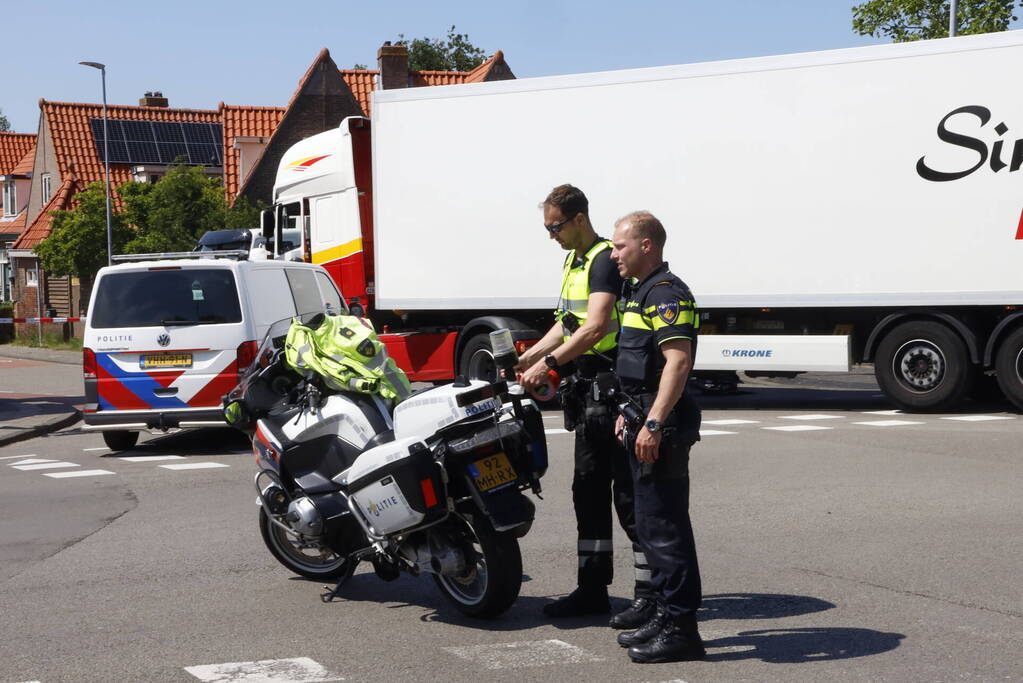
[285,314,412,403]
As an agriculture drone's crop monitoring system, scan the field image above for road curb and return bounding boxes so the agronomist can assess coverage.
[0,410,82,448]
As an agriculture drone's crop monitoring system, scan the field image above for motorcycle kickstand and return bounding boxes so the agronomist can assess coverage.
[320,581,345,603]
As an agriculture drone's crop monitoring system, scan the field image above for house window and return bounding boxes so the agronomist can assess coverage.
[41,174,52,203]
[2,179,14,217]
[26,265,38,286]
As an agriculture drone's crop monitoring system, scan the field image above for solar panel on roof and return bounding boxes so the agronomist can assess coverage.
[90,119,223,167]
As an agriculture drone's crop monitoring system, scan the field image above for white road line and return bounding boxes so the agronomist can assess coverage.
[82,447,110,452]
[762,425,834,432]
[544,428,570,435]
[12,462,80,471]
[443,639,603,670]
[862,409,905,415]
[940,415,1015,422]
[0,454,37,460]
[703,419,759,425]
[9,458,57,466]
[160,462,231,470]
[118,455,185,462]
[184,657,342,682]
[779,414,844,420]
[700,430,737,436]
[44,469,116,478]
[853,420,926,427]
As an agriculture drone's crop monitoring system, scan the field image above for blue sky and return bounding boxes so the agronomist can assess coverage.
[0,0,982,133]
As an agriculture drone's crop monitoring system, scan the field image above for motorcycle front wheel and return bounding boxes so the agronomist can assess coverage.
[259,508,357,582]
[433,513,522,618]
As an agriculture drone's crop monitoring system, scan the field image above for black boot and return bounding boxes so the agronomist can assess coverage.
[610,597,657,630]
[627,614,705,663]
[543,586,610,617]
[617,604,667,647]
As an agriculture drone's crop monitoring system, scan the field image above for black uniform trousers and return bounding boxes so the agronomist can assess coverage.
[571,392,649,597]
[625,425,702,619]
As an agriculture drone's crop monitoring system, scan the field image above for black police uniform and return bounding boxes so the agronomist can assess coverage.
[615,262,704,662]
[546,240,649,618]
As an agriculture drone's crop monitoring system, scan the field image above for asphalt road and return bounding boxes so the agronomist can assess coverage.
[1,371,1021,682]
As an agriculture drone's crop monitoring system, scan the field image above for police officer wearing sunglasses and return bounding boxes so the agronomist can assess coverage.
[609,210,704,663]
[516,185,652,626]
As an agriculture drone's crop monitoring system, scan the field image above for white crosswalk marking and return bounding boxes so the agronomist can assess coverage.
[160,463,230,470]
[700,429,737,436]
[44,469,115,478]
[9,458,56,465]
[703,419,759,425]
[763,425,833,432]
[544,428,570,435]
[184,657,342,682]
[443,639,603,669]
[12,462,80,471]
[853,420,925,427]
[779,414,844,420]
[861,409,904,415]
[118,455,186,462]
[0,454,38,460]
[82,447,110,452]
[940,415,1014,422]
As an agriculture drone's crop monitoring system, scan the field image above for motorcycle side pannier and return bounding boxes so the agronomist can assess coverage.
[344,436,447,536]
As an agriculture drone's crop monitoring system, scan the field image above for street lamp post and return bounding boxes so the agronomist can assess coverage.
[78,61,113,267]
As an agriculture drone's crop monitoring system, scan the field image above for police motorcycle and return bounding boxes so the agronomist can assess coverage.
[223,313,548,618]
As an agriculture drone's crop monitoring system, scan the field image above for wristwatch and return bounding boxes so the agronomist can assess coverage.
[644,418,662,433]
[544,354,559,370]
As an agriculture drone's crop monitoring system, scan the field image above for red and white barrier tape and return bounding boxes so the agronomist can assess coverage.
[0,317,85,323]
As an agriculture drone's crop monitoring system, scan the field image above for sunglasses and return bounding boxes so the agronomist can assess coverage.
[544,213,577,234]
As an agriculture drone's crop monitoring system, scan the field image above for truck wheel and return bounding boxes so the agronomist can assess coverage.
[994,326,1023,412]
[874,321,973,412]
[102,430,139,451]
[459,333,497,383]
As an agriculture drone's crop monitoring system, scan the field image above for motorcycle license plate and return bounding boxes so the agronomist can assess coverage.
[140,352,192,369]
[469,452,517,492]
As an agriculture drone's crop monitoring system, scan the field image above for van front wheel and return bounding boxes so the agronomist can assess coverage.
[102,430,139,451]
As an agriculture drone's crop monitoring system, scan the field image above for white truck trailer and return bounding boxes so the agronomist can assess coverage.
[265,30,1023,412]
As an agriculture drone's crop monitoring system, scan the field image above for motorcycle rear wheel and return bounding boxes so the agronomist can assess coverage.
[433,514,522,618]
[259,508,357,582]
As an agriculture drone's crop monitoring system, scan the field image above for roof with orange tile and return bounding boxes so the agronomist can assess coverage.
[11,147,35,177]
[340,51,507,116]
[12,176,76,250]
[0,211,27,237]
[38,99,220,188]
[220,103,286,200]
[0,133,35,176]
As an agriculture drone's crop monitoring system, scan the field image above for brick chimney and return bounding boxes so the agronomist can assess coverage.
[377,42,409,90]
[139,91,169,107]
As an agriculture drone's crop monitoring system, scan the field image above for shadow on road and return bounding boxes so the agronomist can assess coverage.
[700,592,835,620]
[704,626,905,663]
[99,427,250,456]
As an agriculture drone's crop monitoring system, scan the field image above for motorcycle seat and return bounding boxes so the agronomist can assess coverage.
[360,428,395,452]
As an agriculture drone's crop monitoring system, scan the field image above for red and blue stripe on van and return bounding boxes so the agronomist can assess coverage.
[92,351,239,411]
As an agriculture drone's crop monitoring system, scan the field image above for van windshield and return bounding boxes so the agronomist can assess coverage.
[91,269,242,328]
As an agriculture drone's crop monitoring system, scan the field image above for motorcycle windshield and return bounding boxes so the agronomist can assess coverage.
[248,311,326,375]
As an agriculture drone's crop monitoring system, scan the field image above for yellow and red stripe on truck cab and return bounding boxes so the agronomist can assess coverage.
[312,238,366,300]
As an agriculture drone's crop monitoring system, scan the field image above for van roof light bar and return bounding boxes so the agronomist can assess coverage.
[111,249,250,263]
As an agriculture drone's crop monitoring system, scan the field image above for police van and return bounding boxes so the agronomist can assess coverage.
[82,248,346,450]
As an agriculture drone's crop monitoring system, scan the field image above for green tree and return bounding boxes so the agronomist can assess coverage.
[852,0,1020,41]
[36,165,258,278]
[0,108,11,132]
[34,181,133,277]
[396,25,488,71]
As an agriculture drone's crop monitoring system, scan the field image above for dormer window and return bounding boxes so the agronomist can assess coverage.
[2,178,14,217]
[41,173,52,203]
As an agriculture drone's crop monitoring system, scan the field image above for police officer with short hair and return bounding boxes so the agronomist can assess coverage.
[609,210,705,663]
[517,185,653,625]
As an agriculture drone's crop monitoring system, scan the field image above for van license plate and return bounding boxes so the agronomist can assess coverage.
[141,352,193,369]
[469,452,517,492]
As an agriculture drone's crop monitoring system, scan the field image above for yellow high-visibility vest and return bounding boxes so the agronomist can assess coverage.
[554,239,621,356]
